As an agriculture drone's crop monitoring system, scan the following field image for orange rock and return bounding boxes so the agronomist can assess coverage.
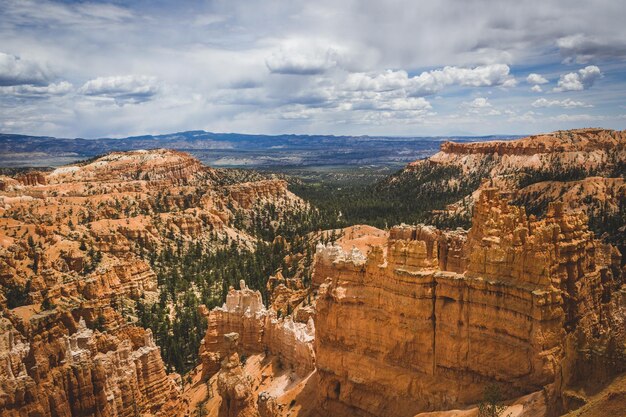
[199,280,315,381]
[216,332,260,417]
[313,187,624,417]
[0,314,178,417]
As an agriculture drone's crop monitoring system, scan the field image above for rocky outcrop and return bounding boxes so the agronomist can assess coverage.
[199,280,315,381]
[216,332,260,417]
[16,171,47,186]
[266,273,309,318]
[0,149,309,416]
[79,258,158,301]
[313,187,624,417]
[227,180,293,209]
[46,149,209,185]
[400,129,626,237]
[0,314,178,417]
[436,128,624,157]
[257,391,279,417]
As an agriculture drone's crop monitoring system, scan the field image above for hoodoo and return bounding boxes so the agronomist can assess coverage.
[313,187,625,417]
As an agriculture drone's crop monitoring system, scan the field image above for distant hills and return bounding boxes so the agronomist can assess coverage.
[0,131,522,169]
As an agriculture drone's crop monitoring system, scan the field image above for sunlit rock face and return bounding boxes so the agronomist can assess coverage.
[0,149,308,417]
[313,187,625,417]
[216,332,260,417]
[0,315,179,417]
[199,280,315,381]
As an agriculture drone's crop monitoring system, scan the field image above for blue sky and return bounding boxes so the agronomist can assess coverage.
[0,0,625,138]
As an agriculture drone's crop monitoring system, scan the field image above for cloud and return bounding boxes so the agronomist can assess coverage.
[0,52,51,86]
[1,0,626,137]
[507,110,540,123]
[550,113,606,122]
[553,65,601,92]
[2,0,133,28]
[0,81,72,98]
[266,46,340,75]
[352,96,432,111]
[557,34,626,64]
[229,79,262,89]
[79,75,159,104]
[460,97,502,116]
[345,64,515,97]
[464,97,492,108]
[527,73,548,85]
[531,98,592,108]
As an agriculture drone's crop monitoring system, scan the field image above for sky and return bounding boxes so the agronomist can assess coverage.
[0,0,625,138]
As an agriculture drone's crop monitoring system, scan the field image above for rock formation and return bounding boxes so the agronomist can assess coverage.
[0,314,178,417]
[227,180,293,210]
[0,149,307,416]
[216,332,260,417]
[313,187,625,417]
[399,128,626,248]
[199,280,315,381]
[426,128,624,164]
[257,391,279,417]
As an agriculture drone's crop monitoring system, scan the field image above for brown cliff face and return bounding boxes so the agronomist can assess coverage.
[227,180,292,210]
[0,313,178,417]
[313,188,624,417]
[402,128,626,231]
[46,149,209,185]
[0,149,306,416]
[0,148,302,306]
[416,128,625,177]
[199,280,315,382]
[437,128,624,157]
[216,333,260,417]
[16,172,47,187]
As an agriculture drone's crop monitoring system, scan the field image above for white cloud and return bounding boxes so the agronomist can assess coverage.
[532,98,592,108]
[461,97,502,116]
[79,75,159,104]
[0,81,72,98]
[553,65,601,92]
[550,113,605,122]
[0,0,625,137]
[527,73,548,85]
[507,110,540,123]
[346,64,515,97]
[2,0,133,28]
[352,96,432,111]
[266,42,341,75]
[0,52,51,86]
[464,97,491,108]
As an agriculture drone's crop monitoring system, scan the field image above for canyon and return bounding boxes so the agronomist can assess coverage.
[0,128,625,417]
[0,149,306,416]
[404,128,625,221]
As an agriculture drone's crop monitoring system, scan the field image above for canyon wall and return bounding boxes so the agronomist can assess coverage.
[313,187,624,417]
[0,149,310,417]
[199,280,315,381]
[0,314,179,417]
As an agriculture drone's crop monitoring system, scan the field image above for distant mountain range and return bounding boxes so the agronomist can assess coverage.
[0,130,522,169]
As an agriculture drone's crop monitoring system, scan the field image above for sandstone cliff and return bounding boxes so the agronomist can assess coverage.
[0,149,307,416]
[199,280,315,381]
[216,333,260,417]
[397,128,625,242]
[0,314,178,417]
[313,188,625,417]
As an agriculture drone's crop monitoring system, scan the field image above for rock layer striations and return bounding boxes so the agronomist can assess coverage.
[313,187,625,417]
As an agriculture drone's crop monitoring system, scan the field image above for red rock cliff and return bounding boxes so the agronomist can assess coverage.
[313,188,624,417]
